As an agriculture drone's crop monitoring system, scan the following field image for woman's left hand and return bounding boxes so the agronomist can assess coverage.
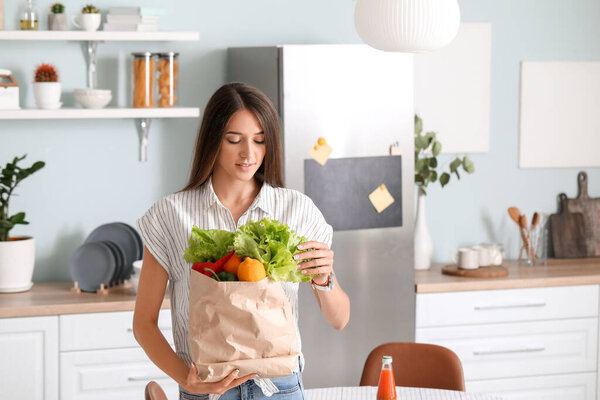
[294,241,334,286]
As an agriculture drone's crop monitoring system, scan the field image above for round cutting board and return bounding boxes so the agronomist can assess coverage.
[442,264,508,278]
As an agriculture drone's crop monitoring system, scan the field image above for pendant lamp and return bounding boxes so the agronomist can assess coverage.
[354,0,461,53]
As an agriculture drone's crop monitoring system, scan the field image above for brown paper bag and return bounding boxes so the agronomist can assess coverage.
[188,270,300,382]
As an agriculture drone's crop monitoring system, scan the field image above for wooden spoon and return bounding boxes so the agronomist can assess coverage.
[508,207,521,225]
[519,214,529,260]
[529,212,540,261]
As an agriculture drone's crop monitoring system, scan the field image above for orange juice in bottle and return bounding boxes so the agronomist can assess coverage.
[376,355,397,400]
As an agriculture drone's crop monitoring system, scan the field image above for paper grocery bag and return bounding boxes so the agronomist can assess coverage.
[188,270,299,382]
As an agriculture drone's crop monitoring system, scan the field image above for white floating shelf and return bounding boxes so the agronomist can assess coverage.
[0,30,199,41]
[0,107,200,120]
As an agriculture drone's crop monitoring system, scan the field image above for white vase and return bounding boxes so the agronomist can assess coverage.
[0,236,35,292]
[33,82,62,109]
[414,186,433,270]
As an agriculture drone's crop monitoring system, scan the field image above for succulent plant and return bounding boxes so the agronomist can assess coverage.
[34,64,59,83]
[81,4,100,14]
[0,154,45,242]
[50,2,65,13]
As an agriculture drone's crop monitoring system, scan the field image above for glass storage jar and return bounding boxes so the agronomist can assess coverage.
[132,52,155,108]
[20,0,39,30]
[156,52,179,107]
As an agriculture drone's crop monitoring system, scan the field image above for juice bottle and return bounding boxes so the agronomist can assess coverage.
[376,355,397,400]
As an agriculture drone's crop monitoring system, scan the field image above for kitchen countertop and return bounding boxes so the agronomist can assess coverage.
[415,257,600,293]
[0,282,170,318]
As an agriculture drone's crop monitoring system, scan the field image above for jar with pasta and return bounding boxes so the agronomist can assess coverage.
[156,52,179,107]
[132,52,155,108]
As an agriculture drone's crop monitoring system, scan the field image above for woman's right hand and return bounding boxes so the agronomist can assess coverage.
[183,364,257,395]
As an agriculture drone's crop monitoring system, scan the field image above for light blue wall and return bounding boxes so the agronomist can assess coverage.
[1,0,598,281]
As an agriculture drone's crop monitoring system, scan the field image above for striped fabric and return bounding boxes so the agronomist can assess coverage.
[135,175,333,390]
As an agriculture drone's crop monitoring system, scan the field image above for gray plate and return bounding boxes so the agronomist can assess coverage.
[85,223,138,279]
[117,222,143,260]
[101,240,124,285]
[70,242,116,292]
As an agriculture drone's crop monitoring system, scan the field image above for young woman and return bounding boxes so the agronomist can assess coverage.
[133,82,350,400]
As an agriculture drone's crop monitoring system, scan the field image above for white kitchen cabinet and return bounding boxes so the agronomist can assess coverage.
[466,372,597,400]
[60,347,178,400]
[415,285,599,400]
[0,316,59,400]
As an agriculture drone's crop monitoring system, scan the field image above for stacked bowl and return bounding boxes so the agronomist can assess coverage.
[69,222,143,292]
[74,88,112,109]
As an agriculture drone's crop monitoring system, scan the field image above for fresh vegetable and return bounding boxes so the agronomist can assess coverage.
[184,226,234,263]
[234,218,313,283]
[237,258,267,282]
[223,253,243,275]
[218,271,238,281]
[191,250,235,277]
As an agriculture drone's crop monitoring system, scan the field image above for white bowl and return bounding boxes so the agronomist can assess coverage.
[130,260,143,292]
[74,88,112,109]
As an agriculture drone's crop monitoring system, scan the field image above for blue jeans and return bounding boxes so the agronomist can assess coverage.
[180,360,305,400]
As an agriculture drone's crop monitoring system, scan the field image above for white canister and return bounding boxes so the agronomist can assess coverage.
[453,248,478,270]
[481,243,503,266]
[472,245,491,267]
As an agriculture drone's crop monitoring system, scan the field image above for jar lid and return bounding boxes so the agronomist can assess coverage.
[131,52,154,57]
[156,52,179,58]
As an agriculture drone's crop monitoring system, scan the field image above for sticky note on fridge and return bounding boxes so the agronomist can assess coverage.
[368,184,395,213]
[308,137,332,166]
[389,143,402,155]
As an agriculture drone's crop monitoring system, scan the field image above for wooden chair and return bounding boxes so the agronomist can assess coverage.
[145,381,168,400]
[359,342,465,391]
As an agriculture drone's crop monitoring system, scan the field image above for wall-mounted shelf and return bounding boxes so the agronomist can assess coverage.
[0,30,199,41]
[0,107,199,119]
[1,30,201,162]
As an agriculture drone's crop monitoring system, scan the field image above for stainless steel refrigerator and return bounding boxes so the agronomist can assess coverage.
[227,44,415,388]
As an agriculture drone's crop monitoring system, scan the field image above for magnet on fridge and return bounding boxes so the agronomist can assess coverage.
[308,137,332,166]
[368,184,395,213]
[389,142,402,155]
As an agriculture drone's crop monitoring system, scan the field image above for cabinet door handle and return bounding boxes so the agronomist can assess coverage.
[127,326,172,332]
[474,300,546,310]
[128,376,171,382]
[473,345,545,356]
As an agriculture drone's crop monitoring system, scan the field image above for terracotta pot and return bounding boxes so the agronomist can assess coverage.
[0,236,35,293]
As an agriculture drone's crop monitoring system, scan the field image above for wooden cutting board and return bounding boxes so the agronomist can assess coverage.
[564,172,600,256]
[551,193,588,258]
[442,265,508,278]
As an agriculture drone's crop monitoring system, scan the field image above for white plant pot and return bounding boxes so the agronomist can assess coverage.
[33,82,62,109]
[72,13,101,31]
[0,236,35,293]
[414,186,433,270]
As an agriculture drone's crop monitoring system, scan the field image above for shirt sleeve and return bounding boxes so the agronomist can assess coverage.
[301,196,333,249]
[135,199,174,281]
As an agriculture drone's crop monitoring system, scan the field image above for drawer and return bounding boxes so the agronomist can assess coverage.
[60,310,173,351]
[466,372,596,400]
[416,285,598,327]
[60,347,179,400]
[416,318,598,380]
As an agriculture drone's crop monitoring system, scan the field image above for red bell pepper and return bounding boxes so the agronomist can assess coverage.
[192,250,235,277]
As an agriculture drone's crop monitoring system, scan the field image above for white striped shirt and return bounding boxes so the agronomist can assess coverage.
[135,175,333,377]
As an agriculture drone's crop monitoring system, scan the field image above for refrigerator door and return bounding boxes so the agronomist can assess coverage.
[228,44,415,388]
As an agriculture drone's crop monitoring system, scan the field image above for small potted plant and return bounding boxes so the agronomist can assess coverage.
[33,63,62,109]
[0,154,45,293]
[413,114,475,270]
[72,4,101,31]
[48,2,67,30]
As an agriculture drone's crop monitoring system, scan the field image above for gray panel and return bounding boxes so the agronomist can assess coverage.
[226,47,280,113]
[304,156,402,231]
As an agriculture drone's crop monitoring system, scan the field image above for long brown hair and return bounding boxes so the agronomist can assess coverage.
[178,82,284,193]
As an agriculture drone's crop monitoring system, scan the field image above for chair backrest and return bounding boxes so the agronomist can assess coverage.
[359,342,465,391]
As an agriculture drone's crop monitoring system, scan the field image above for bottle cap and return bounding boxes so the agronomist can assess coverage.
[382,355,392,361]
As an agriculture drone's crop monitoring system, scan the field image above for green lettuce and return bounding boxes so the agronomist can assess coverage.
[183,225,234,263]
[233,218,311,283]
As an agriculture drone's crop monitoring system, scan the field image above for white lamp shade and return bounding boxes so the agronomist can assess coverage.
[354,0,461,53]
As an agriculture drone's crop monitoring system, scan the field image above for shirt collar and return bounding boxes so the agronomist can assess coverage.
[200,175,274,216]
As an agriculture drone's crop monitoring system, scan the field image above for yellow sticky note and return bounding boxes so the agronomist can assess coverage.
[308,137,332,166]
[368,184,395,213]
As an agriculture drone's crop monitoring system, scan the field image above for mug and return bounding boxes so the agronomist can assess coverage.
[472,245,491,267]
[453,248,478,270]
[481,243,503,266]
[71,13,101,31]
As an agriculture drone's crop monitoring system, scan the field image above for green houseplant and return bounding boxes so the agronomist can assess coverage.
[413,114,475,270]
[0,154,45,292]
[48,2,67,30]
[73,4,100,31]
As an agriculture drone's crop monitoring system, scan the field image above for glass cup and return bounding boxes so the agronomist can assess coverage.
[519,213,549,266]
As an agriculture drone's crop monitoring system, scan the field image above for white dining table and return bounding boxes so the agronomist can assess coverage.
[304,386,503,400]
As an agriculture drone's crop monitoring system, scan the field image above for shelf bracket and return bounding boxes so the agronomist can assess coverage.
[135,118,152,162]
[83,41,100,89]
